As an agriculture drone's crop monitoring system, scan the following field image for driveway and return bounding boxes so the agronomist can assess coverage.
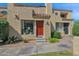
[0,36,73,56]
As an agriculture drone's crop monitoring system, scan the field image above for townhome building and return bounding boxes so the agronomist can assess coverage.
[0,3,73,42]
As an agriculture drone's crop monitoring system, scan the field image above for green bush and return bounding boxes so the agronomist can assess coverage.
[0,19,20,44]
[6,36,17,44]
[72,21,79,36]
[0,19,9,43]
[49,31,61,43]
[51,31,61,39]
[49,38,59,43]
[51,32,54,38]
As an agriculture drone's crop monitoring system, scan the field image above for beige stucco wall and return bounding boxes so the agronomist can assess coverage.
[7,3,73,41]
[14,6,46,20]
[7,3,51,40]
[0,9,7,12]
[7,4,22,40]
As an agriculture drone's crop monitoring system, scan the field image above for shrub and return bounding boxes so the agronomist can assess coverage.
[49,38,59,43]
[0,19,9,43]
[6,36,17,44]
[23,39,28,43]
[51,31,61,39]
[51,32,54,38]
[72,21,79,36]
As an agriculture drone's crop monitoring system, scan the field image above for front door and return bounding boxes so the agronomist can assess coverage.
[36,21,44,37]
[63,23,69,34]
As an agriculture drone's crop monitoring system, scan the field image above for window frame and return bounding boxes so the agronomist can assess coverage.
[21,20,34,35]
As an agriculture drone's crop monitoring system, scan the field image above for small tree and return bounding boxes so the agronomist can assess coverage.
[51,31,61,39]
[0,19,9,43]
[72,21,79,36]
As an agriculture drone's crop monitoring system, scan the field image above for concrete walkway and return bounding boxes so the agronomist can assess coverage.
[73,37,79,56]
[0,36,73,56]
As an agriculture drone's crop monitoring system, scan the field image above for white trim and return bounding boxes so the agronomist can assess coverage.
[34,21,36,36]
[68,23,71,35]
[43,20,45,38]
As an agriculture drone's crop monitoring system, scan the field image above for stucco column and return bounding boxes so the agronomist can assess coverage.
[45,3,52,15]
[61,23,64,35]
[69,21,73,35]
[44,19,51,39]
[34,20,36,37]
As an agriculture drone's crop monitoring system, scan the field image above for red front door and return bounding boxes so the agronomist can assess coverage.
[36,21,44,37]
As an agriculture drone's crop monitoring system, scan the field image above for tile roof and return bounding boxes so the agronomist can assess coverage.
[14,3,46,7]
[0,7,7,9]
[53,9,72,12]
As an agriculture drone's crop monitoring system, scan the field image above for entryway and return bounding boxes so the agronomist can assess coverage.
[56,22,69,35]
[36,21,44,37]
[36,21,45,43]
[63,23,69,34]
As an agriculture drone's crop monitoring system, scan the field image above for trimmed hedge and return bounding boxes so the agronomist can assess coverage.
[51,31,61,39]
[49,31,61,43]
[0,19,9,43]
[49,38,59,43]
[72,21,79,36]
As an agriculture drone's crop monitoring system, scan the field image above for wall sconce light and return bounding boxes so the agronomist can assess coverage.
[15,15,19,20]
[46,21,49,25]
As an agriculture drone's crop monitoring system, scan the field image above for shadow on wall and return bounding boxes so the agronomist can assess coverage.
[0,25,23,46]
[51,22,54,32]
[9,25,23,43]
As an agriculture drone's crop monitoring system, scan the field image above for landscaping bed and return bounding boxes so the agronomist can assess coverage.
[49,31,61,43]
[32,51,73,56]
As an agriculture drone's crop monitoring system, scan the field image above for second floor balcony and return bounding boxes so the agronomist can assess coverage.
[62,19,73,21]
[32,11,51,19]
[60,12,68,19]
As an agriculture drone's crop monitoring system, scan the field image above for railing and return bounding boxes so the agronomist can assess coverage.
[32,13,51,19]
[62,19,73,21]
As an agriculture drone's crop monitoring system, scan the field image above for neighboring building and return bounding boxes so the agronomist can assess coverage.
[0,7,7,19]
[0,3,73,41]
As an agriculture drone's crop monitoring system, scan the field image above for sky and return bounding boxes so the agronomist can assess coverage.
[0,3,79,20]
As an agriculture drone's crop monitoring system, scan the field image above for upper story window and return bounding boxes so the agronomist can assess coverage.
[60,12,67,18]
[55,12,58,15]
[32,10,35,15]
[0,11,7,15]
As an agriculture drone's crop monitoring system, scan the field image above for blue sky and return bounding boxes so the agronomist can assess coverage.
[0,3,79,20]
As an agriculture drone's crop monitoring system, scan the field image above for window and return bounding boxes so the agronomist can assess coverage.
[56,23,62,32]
[55,12,58,15]
[32,10,35,15]
[60,12,67,18]
[0,11,7,15]
[21,20,34,35]
[60,14,65,18]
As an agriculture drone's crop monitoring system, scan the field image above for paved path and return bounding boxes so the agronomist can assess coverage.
[73,37,79,56]
[0,36,73,56]
[0,43,36,56]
